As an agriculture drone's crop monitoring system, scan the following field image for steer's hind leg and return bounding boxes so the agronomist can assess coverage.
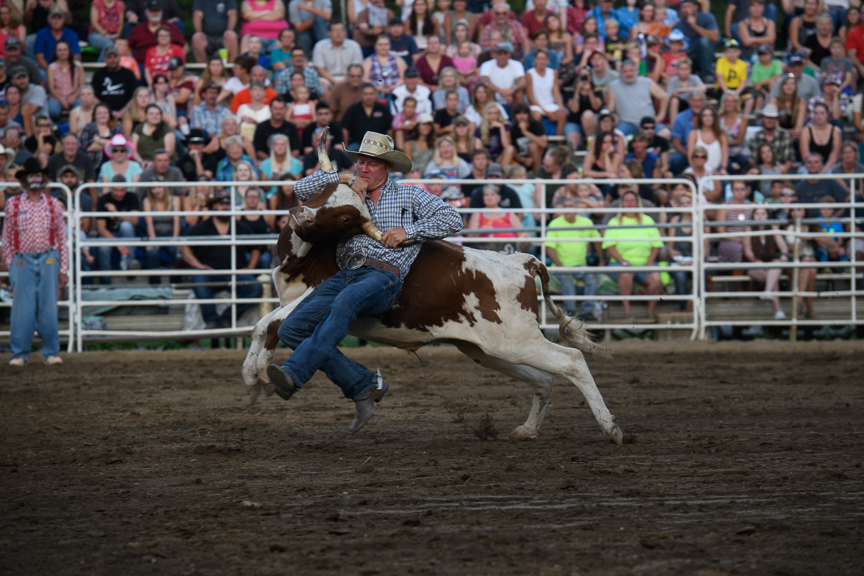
[243,307,280,405]
[254,287,315,388]
[489,338,622,445]
[455,342,556,441]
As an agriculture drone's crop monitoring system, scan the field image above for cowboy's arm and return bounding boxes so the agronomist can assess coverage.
[404,187,464,241]
[293,169,341,202]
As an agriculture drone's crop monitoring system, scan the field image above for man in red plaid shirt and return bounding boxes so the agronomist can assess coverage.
[2,158,68,366]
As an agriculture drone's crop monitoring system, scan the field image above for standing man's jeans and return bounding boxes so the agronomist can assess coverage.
[688,36,715,78]
[277,267,402,401]
[555,271,599,318]
[9,250,60,361]
[192,273,263,325]
[97,220,136,284]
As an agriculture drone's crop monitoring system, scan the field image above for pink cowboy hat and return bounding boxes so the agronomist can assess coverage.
[104,134,135,160]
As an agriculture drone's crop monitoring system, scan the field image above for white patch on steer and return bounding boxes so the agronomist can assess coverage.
[290,232,312,258]
[324,184,372,220]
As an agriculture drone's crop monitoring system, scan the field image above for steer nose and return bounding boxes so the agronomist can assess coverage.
[289,206,314,229]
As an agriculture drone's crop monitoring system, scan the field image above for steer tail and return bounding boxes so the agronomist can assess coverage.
[536,261,611,360]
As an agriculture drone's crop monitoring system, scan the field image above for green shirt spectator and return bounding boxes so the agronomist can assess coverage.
[546,214,600,266]
[602,214,664,265]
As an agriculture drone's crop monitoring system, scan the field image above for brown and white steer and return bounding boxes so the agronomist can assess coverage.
[241,143,623,443]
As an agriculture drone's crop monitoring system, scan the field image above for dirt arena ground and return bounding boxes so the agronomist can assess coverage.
[1,340,862,575]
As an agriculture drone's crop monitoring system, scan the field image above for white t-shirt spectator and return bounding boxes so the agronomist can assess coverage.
[223,77,249,95]
[479,58,525,105]
[392,84,433,115]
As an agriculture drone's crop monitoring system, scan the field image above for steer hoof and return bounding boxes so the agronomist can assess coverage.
[246,379,276,407]
[510,426,538,441]
[607,425,623,445]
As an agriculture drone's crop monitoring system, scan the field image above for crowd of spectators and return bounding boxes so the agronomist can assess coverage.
[0,0,863,326]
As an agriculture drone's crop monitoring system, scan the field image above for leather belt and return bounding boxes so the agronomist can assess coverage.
[363,258,401,278]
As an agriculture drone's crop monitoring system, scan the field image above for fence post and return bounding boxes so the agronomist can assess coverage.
[791,211,801,342]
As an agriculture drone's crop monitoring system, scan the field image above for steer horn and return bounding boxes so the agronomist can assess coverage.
[361,221,384,242]
[318,126,333,172]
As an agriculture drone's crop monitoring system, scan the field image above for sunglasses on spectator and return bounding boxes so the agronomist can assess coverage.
[781,192,796,197]
[693,155,707,159]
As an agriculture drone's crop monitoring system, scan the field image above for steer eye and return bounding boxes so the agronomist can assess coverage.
[342,217,350,223]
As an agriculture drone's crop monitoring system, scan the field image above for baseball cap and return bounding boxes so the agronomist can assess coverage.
[58,164,79,177]
[48,5,64,18]
[645,34,660,46]
[487,163,504,177]
[211,189,231,203]
[440,185,464,201]
[426,169,448,179]
[761,103,779,118]
[202,80,220,92]
[103,45,120,58]
[757,43,773,55]
[788,54,803,66]
[167,56,183,70]
[405,67,419,78]
[145,0,162,11]
[822,73,841,85]
[9,65,27,78]
[185,128,207,144]
[668,29,686,43]
[5,36,19,50]
[639,116,656,128]
[388,16,402,26]
[724,38,740,49]
[416,113,434,124]
[452,115,469,126]
[0,58,5,68]
[495,41,513,53]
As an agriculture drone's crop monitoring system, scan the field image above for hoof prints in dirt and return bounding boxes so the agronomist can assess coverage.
[1,343,863,575]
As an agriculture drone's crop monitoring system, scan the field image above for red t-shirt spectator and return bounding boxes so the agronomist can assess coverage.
[145,44,185,77]
[845,24,864,65]
[128,21,185,65]
[520,10,553,39]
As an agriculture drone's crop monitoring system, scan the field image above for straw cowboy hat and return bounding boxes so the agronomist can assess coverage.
[345,132,412,173]
[103,134,135,160]
[0,143,14,164]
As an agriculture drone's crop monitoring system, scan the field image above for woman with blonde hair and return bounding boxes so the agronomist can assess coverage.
[122,86,152,138]
[69,85,97,136]
[431,67,470,111]
[720,91,749,170]
[464,82,507,127]
[143,180,181,283]
[424,135,472,177]
[204,114,257,162]
[770,74,806,142]
[0,4,26,47]
[474,102,514,166]
[229,159,258,207]
[260,133,302,202]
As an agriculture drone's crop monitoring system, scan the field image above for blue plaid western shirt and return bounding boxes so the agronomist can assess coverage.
[293,170,464,278]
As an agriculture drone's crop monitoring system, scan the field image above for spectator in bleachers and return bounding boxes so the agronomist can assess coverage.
[813,195,847,262]
[736,0,775,60]
[121,86,151,136]
[743,205,789,320]
[1,5,27,53]
[143,25,184,87]
[669,88,706,174]
[32,5,78,74]
[238,186,274,267]
[142,178,180,282]
[770,54,819,102]
[301,125,353,175]
[715,179,753,263]
[68,84,95,135]
[433,89,462,135]
[288,0,331,56]
[217,55,254,105]
[546,195,602,319]
[24,113,54,167]
[510,102,546,171]
[715,39,753,115]
[822,36,856,93]
[474,102,513,166]
[327,64,363,123]
[626,131,662,180]
[752,44,782,111]
[353,0,394,58]
[386,17,418,63]
[191,0,238,64]
[464,81,506,127]
[5,37,42,87]
[406,0,435,51]
[425,134,471,176]
[847,5,864,80]
[480,3,529,59]
[91,47,136,119]
[132,103,176,166]
[47,132,94,183]
[671,0,717,76]
[603,189,663,319]
[796,153,847,214]
[98,133,142,182]
[683,144,719,202]
[802,101,843,171]
[312,22,363,97]
[341,83,392,150]
[80,103,121,175]
[270,28,296,71]
[96,174,140,282]
[748,103,795,174]
[44,40,81,122]
[252,97,301,160]
[125,0,183,36]
[276,48,323,99]
[803,13,834,69]
[432,67,469,111]
[393,69,431,117]
[361,35,407,99]
[526,49,566,136]
[564,67,602,151]
[177,129,217,181]
[478,41,525,110]
[183,189,263,329]
[664,190,694,312]
[831,141,864,196]
[300,102,340,153]
[808,73,849,128]
[467,183,526,252]
[523,29,560,72]
[240,34,271,70]
[88,0,125,59]
[583,129,623,188]
[151,74,177,129]
[444,0,476,43]
[216,135,257,181]
[228,66,274,117]
[414,35,452,90]
[687,105,727,176]
[608,59,668,137]
[521,0,552,40]
[753,143,782,196]
[260,132,301,187]
[5,125,30,165]
[192,55,231,107]
[445,18,479,59]
[403,112,434,171]
[392,96,418,149]
[190,81,234,139]
[238,0,287,54]
[128,1,185,68]
[236,80,272,140]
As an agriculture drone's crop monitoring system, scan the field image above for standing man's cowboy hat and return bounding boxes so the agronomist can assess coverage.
[344,132,412,173]
[15,157,48,179]
[0,143,14,163]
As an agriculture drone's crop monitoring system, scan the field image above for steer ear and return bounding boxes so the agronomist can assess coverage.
[318,126,332,172]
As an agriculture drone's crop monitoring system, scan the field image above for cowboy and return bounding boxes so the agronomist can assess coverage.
[267,131,464,433]
[2,157,67,366]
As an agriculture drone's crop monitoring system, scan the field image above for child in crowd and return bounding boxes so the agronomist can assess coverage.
[453,41,478,90]
[604,19,625,67]
[115,38,141,80]
[662,29,687,80]
[715,39,753,114]
[507,164,538,231]
[623,42,642,74]
[644,35,665,83]
[814,195,847,262]
[820,37,856,96]
[667,58,704,120]
[286,85,314,130]
[242,35,271,71]
[766,180,785,203]
[752,44,782,110]
[270,29,295,72]
[393,97,420,150]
